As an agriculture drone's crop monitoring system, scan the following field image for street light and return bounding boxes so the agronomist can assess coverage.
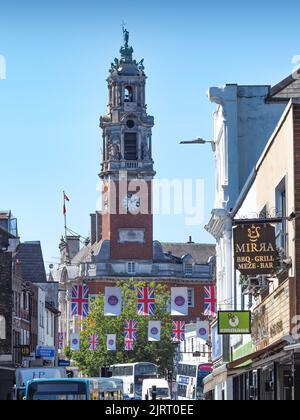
[180,137,215,152]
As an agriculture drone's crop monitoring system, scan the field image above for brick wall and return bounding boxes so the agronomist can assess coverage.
[0,252,12,355]
[102,180,153,260]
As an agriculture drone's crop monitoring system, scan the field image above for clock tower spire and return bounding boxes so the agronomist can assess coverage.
[99,29,155,260]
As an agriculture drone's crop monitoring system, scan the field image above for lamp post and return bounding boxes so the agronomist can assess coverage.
[180,138,216,152]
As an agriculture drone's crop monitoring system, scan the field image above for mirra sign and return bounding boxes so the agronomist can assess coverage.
[233,224,276,275]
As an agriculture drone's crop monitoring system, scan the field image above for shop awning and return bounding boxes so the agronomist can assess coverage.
[203,364,248,394]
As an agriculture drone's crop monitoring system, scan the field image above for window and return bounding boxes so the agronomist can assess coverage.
[0,315,6,339]
[124,86,133,102]
[188,289,195,307]
[184,263,193,276]
[46,311,49,335]
[40,301,44,328]
[276,178,288,257]
[124,133,137,160]
[127,262,136,274]
[112,366,134,376]
[191,338,195,353]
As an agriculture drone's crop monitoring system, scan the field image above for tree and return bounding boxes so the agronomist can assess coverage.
[71,279,176,376]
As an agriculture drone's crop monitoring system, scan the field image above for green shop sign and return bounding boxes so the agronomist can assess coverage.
[218,311,252,335]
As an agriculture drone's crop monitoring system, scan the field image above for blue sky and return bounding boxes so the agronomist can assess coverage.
[1,0,300,269]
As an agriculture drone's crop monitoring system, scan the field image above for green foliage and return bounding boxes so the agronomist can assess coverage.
[64,345,72,361]
[72,279,176,376]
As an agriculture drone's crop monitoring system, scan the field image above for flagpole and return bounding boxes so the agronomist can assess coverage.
[63,190,68,240]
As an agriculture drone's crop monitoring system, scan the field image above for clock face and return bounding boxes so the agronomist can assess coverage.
[123,194,141,213]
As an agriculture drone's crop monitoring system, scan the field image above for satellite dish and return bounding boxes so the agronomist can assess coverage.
[49,264,54,270]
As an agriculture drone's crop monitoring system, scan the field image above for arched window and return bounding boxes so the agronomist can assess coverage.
[124,86,133,102]
[0,315,6,340]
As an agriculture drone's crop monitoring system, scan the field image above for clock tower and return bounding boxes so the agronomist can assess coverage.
[99,29,155,260]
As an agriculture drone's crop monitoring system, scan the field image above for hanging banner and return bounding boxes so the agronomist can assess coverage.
[58,333,64,350]
[137,287,155,316]
[71,285,89,317]
[218,311,252,335]
[104,287,122,316]
[233,224,276,275]
[196,321,209,342]
[88,334,99,351]
[70,334,80,351]
[125,340,134,351]
[148,321,161,342]
[172,321,185,342]
[107,334,117,351]
[204,286,217,317]
[171,288,188,316]
[124,320,138,341]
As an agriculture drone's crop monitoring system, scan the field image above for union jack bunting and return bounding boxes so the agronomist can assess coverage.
[172,321,185,342]
[124,320,138,341]
[124,340,134,351]
[58,333,64,350]
[204,286,217,317]
[71,285,89,317]
[89,334,99,351]
[137,287,155,316]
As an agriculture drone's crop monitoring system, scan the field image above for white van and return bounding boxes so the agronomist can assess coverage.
[142,379,171,400]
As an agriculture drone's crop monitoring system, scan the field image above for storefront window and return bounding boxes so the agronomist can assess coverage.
[0,315,6,339]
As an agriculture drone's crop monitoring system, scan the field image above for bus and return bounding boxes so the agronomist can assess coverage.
[25,377,124,401]
[109,362,158,399]
[176,362,213,400]
[14,367,67,401]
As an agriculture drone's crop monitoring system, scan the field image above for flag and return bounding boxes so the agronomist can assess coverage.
[137,287,155,316]
[58,333,64,350]
[107,334,117,351]
[172,321,185,342]
[89,334,99,351]
[104,287,122,316]
[63,192,70,215]
[125,340,134,351]
[71,285,89,317]
[148,321,161,342]
[70,333,80,351]
[196,321,209,342]
[171,288,188,316]
[124,320,137,341]
[204,286,217,317]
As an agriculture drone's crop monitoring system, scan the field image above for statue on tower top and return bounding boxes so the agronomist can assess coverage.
[123,27,129,48]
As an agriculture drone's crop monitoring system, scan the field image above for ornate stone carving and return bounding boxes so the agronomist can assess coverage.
[108,133,122,160]
[142,142,150,161]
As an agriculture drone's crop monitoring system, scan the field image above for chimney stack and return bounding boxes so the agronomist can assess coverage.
[90,213,96,245]
[66,236,80,260]
[96,211,102,243]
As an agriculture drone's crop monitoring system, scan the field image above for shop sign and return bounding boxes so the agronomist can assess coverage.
[233,224,276,275]
[20,345,31,357]
[218,311,252,335]
[212,323,223,361]
[251,280,290,351]
[36,346,56,360]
